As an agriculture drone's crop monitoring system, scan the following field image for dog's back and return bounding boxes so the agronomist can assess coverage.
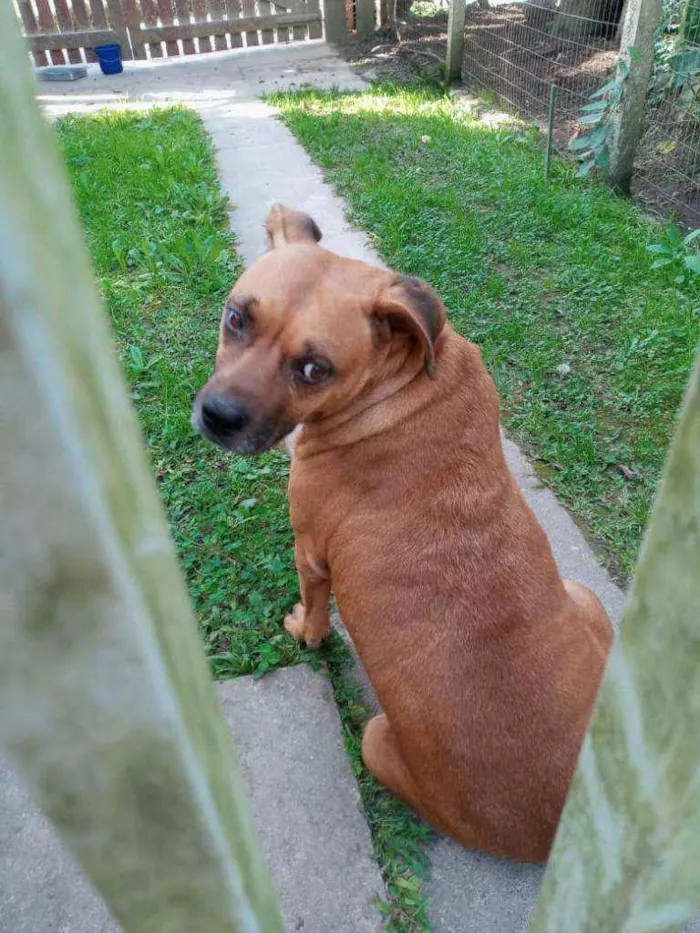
[291,327,611,862]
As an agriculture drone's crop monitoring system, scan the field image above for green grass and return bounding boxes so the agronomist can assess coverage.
[270,85,700,583]
[57,107,432,932]
[57,108,303,677]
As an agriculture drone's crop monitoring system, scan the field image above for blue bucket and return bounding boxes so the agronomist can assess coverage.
[94,43,123,76]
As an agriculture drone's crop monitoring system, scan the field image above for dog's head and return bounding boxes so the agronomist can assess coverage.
[192,204,446,454]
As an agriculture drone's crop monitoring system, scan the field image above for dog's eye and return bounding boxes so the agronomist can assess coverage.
[297,360,331,385]
[225,306,244,333]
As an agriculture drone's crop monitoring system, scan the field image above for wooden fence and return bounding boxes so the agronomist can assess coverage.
[4,0,700,929]
[13,0,323,66]
[1,6,285,930]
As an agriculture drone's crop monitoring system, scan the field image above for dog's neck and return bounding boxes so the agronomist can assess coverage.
[294,331,450,455]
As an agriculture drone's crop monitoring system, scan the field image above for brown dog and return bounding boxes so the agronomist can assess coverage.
[193,204,613,863]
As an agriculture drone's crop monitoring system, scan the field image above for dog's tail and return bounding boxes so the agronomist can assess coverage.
[265,203,322,250]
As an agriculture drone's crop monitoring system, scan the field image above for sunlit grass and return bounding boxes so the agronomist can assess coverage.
[271,84,700,582]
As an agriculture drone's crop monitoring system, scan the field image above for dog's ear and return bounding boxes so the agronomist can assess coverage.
[265,203,322,250]
[372,275,446,377]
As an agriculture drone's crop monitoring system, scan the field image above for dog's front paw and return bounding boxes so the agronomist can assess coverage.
[283,603,323,649]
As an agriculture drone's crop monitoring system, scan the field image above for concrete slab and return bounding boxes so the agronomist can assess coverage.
[0,757,118,933]
[1,667,385,933]
[38,42,367,267]
[217,669,384,933]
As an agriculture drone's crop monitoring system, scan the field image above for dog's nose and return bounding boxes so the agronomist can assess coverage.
[201,396,251,435]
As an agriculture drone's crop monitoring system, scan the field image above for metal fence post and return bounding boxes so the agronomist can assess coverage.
[529,352,700,932]
[446,0,466,82]
[608,0,663,192]
[0,7,284,932]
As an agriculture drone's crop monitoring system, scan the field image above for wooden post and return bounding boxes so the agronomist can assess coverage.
[323,0,347,43]
[355,0,375,38]
[0,7,284,933]
[121,0,147,59]
[530,353,700,933]
[104,0,133,59]
[608,0,663,192]
[446,0,465,83]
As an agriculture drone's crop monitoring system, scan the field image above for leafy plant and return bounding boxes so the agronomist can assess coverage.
[569,53,637,178]
[647,224,700,283]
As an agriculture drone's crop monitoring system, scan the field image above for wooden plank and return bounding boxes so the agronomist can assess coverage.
[71,0,93,58]
[0,9,287,931]
[445,0,466,82]
[530,353,700,931]
[138,0,163,56]
[52,0,81,61]
[322,0,346,43]
[224,0,243,47]
[173,0,195,51]
[34,0,64,63]
[307,0,321,41]
[103,0,131,58]
[26,26,117,49]
[208,0,228,49]
[355,0,373,38]
[608,0,663,192]
[138,11,319,39]
[240,0,258,45]
[86,0,107,58]
[192,0,212,52]
[120,0,146,58]
[155,0,179,55]
[16,0,45,65]
[258,0,274,43]
[88,0,107,27]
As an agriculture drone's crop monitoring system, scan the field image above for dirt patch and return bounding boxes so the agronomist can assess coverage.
[460,4,619,142]
[342,12,450,85]
[340,6,698,227]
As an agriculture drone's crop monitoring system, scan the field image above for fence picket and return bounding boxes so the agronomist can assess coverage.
[15,0,325,61]
[307,0,321,41]
[102,0,131,57]
[206,0,227,48]
[207,0,228,48]
[240,0,258,44]
[16,0,45,64]
[173,0,196,51]
[259,0,274,43]
[192,0,212,51]
[225,0,244,47]
[138,0,164,56]
[530,353,700,931]
[0,10,286,932]
[51,0,82,62]
[34,0,65,63]
[118,0,145,57]
[71,0,93,58]
[154,0,179,54]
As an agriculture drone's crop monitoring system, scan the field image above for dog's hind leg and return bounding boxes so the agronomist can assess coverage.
[361,714,423,811]
[563,579,613,653]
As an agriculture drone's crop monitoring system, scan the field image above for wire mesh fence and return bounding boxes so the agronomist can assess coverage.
[461,1,623,144]
[459,0,700,229]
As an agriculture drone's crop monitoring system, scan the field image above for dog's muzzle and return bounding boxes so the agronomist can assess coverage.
[192,392,295,455]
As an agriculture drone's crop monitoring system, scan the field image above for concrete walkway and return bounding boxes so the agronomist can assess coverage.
[1,669,385,932]
[27,38,691,933]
